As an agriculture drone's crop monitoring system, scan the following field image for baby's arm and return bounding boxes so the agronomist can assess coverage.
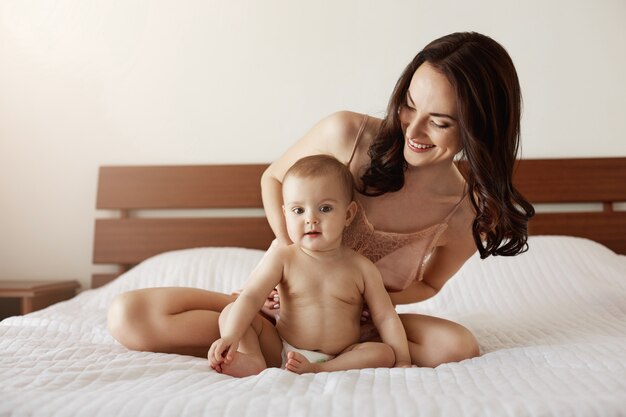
[361,261,412,367]
[208,249,285,366]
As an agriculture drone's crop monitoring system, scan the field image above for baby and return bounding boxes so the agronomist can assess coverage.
[208,154,412,376]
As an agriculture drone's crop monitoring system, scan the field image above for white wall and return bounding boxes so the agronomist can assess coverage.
[1,0,625,289]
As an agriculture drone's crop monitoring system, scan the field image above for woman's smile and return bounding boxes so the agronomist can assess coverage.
[407,138,436,152]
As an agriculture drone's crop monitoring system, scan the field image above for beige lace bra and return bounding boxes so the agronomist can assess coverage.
[342,115,465,291]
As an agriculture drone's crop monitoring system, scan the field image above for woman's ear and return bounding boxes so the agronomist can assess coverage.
[345,201,357,226]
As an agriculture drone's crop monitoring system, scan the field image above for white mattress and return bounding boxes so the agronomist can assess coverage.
[2,236,626,417]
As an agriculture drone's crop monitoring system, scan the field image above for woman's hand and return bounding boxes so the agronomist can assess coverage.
[260,288,280,320]
[230,287,280,323]
[359,303,379,343]
[361,304,370,322]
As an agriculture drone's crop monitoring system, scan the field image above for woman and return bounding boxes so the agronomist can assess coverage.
[108,31,534,367]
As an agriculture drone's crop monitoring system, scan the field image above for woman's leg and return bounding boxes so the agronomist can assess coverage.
[399,313,480,367]
[108,287,236,357]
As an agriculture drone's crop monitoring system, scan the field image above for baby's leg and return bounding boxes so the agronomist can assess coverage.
[216,304,282,377]
[285,342,395,374]
[217,325,265,377]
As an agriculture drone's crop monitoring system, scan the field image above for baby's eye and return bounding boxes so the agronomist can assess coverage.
[319,205,333,213]
[291,207,304,215]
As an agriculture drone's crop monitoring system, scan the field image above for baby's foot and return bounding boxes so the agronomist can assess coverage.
[219,352,265,378]
[284,351,319,374]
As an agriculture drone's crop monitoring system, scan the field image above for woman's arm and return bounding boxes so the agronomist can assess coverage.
[260,172,291,245]
[387,280,438,305]
[389,234,477,305]
[261,111,363,243]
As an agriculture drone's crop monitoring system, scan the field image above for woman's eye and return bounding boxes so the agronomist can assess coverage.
[431,120,449,129]
[292,207,304,214]
[319,205,333,213]
[402,101,416,111]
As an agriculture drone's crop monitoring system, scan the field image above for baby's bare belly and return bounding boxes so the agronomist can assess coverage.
[275,302,361,355]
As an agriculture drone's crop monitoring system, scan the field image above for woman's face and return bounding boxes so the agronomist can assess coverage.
[399,62,462,168]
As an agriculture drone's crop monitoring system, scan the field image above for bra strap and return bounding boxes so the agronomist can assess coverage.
[443,187,468,223]
[347,114,369,168]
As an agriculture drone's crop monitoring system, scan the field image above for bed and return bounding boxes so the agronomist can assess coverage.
[2,158,626,417]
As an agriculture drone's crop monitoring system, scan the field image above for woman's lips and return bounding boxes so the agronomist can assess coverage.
[407,138,436,153]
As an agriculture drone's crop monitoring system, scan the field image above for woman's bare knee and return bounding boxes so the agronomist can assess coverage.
[401,314,480,367]
[448,326,480,361]
[217,303,235,327]
[108,291,155,351]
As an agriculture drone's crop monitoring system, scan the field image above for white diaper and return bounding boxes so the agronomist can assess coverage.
[280,340,334,368]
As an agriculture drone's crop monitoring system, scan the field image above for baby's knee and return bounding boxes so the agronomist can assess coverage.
[371,343,396,368]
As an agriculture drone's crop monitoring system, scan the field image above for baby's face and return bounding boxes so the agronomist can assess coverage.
[282,174,355,252]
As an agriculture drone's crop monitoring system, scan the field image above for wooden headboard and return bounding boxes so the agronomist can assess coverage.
[92,157,626,288]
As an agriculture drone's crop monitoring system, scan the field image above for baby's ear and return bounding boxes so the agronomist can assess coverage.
[345,201,357,226]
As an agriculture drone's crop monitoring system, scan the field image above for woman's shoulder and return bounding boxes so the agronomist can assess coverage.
[315,110,381,162]
[264,111,381,181]
[318,110,368,132]
[314,111,381,150]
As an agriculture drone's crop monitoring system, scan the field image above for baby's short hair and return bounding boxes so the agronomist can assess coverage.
[284,154,355,202]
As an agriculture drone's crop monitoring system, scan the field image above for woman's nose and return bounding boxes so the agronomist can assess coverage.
[400,108,425,139]
[404,116,425,140]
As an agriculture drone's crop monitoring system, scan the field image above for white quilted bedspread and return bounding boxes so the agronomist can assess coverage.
[1,236,626,417]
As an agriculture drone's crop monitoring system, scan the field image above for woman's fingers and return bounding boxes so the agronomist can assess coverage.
[361,305,370,321]
[266,288,279,309]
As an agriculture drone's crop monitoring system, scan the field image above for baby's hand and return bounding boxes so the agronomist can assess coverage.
[208,337,239,372]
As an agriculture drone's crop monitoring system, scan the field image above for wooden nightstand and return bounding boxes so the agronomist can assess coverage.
[0,280,80,320]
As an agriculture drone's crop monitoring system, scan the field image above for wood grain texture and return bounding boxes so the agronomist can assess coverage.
[96,165,268,209]
[93,217,274,264]
[529,212,626,254]
[512,158,626,203]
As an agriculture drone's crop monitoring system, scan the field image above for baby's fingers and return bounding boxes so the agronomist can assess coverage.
[209,341,226,365]
[225,343,238,363]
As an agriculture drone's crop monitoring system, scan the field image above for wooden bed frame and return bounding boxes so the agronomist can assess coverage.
[91,157,626,288]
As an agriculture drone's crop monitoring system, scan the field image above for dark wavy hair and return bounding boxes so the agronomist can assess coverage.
[359,32,535,258]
